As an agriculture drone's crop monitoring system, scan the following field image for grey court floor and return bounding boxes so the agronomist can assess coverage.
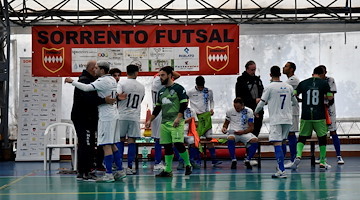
[0,157,360,200]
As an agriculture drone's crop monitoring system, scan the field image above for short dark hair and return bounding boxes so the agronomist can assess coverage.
[195,76,205,86]
[127,64,139,75]
[287,62,296,72]
[160,66,173,75]
[109,68,121,75]
[313,66,324,75]
[245,60,256,69]
[97,60,110,74]
[318,65,327,73]
[270,65,281,77]
[233,97,244,104]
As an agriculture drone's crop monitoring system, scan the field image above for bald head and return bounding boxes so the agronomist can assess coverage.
[86,60,97,77]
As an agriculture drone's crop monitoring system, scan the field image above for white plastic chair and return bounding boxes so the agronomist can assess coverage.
[43,122,78,171]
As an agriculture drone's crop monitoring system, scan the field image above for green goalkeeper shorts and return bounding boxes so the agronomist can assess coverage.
[160,121,185,144]
[299,119,328,137]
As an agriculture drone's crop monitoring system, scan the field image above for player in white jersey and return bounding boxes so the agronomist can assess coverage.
[187,76,221,167]
[115,64,145,175]
[65,61,125,182]
[319,65,344,164]
[222,97,259,169]
[255,66,297,178]
[282,62,300,169]
[150,71,180,171]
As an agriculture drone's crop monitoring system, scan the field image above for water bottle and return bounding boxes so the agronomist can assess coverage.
[142,147,149,168]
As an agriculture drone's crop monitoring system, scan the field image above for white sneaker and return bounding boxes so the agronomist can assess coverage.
[96,173,115,182]
[272,170,287,178]
[337,156,345,164]
[319,162,331,170]
[126,168,137,175]
[114,170,127,180]
[315,158,320,164]
[284,161,298,169]
[153,163,165,171]
[292,157,301,169]
[250,160,258,166]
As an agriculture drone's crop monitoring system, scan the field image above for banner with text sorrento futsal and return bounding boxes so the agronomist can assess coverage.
[32,24,239,77]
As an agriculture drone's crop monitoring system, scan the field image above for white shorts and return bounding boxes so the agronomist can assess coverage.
[116,120,141,138]
[328,104,337,131]
[290,115,299,132]
[97,119,118,146]
[184,136,195,144]
[151,113,162,139]
[204,129,213,138]
[269,124,291,142]
[227,132,257,146]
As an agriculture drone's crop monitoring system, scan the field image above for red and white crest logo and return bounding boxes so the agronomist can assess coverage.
[206,45,229,72]
[42,47,65,73]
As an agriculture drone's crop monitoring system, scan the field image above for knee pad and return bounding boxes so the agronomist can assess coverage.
[174,142,186,153]
[318,135,327,146]
[298,136,307,144]
[163,144,173,155]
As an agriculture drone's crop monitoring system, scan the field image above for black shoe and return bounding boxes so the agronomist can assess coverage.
[244,160,252,169]
[83,174,97,182]
[76,173,84,181]
[231,160,237,169]
[185,165,192,175]
[156,170,173,177]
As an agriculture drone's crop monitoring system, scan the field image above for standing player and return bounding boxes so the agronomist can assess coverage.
[187,76,221,167]
[282,62,300,169]
[288,66,333,170]
[65,61,123,182]
[150,71,180,171]
[145,66,192,177]
[318,65,344,164]
[116,64,145,175]
[222,97,259,170]
[254,66,297,178]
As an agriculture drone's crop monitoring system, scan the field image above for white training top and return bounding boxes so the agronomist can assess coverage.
[72,75,118,121]
[225,106,254,131]
[151,76,163,108]
[255,81,296,125]
[117,78,145,122]
[187,86,214,114]
[286,75,300,115]
[324,76,337,109]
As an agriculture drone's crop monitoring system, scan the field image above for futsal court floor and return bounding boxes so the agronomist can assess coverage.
[0,157,359,200]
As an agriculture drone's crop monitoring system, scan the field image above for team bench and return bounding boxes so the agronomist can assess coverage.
[132,134,360,170]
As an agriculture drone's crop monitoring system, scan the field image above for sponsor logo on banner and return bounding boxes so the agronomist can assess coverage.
[42,47,65,73]
[206,45,229,72]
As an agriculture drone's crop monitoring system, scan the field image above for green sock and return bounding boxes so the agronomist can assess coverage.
[164,154,174,172]
[179,150,191,166]
[319,145,327,164]
[296,142,305,158]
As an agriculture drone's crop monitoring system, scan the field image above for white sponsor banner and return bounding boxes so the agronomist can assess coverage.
[16,57,62,161]
[71,47,199,73]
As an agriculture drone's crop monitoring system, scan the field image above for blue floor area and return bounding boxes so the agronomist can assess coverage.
[0,157,359,200]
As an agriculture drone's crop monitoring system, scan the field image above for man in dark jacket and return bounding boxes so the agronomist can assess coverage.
[235,60,264,137]
[72,60,115,181]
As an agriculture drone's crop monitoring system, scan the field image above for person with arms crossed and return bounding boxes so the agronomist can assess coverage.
[187,76,221,167]
[145,66,192,177]
[287,66,333,170]
[116,64,145,175]
[235,60,264,137]
[65,61,124,182]
[282,62,301,169]
[222,97,259,169]
[254,66,297,178]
